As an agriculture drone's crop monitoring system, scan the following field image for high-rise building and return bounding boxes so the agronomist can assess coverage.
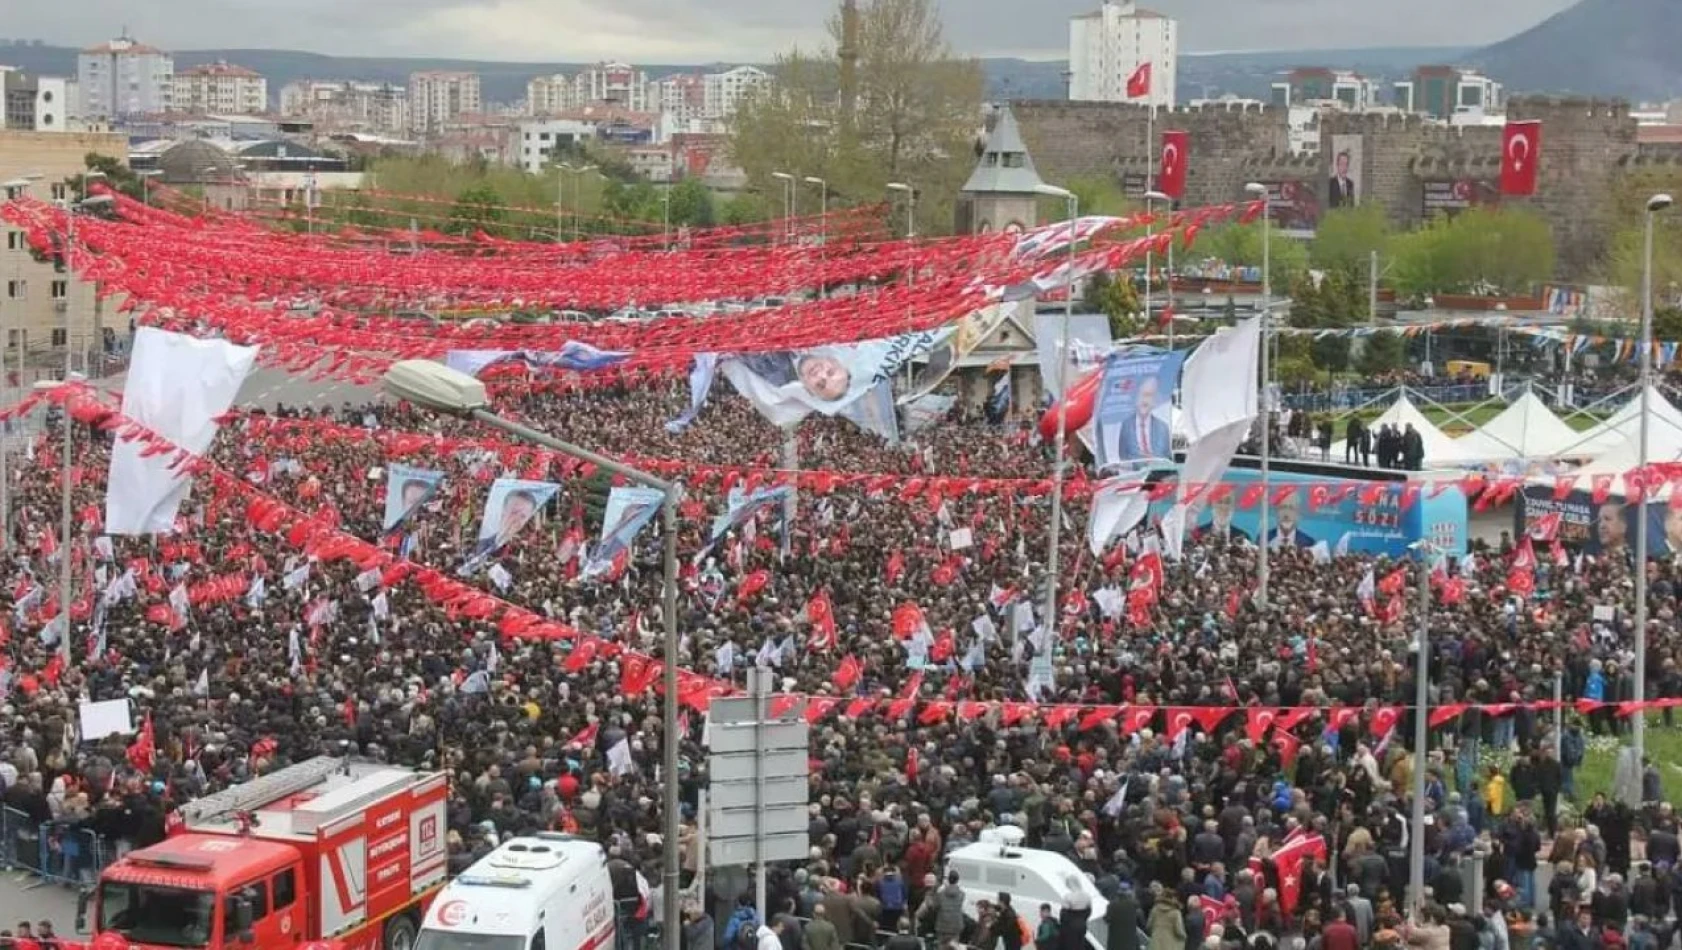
[172,61,268,115]
[526,74,583,116]
[1393,66,1504,121]
[408,71,481,134]
[576,63,652,113]
[280,80,409,134]
[1270,69,1380,112]
[78,34,174,119]
[702,66,771,119]
[0,71,76,132]
[1068,1,1178,108]
[650,74,706,124]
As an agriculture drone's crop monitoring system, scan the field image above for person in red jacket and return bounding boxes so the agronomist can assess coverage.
[1321,906,1359,950]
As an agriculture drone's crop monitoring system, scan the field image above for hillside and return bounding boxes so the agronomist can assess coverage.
[1469,0,1682,101]
[0,41,1465,107]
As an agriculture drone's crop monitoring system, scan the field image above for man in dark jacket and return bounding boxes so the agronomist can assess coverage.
[1104,884,1140,950]
[995,893,1023,950]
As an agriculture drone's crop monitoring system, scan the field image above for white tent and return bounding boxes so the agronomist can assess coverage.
[1559,385,1682,458]
[1454,390,1585,461]
[1329,395,1470,466]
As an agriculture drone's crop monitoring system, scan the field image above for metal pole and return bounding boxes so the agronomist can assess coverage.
[781,424,798,523]
[1257,203,1272,611]
[1635,206,1656,766]
[1166,227,1175,352]
[1144,196,1154,330]
[1553,672,1563,762]
[662,186,671,252]
[661,495,681,950]
[1369,249,1379,324]
[1408,548,1431,921]
[818,185,827,300]
[59,210,74,664]
[1044,194,1078,639]
[556,170,564,245]
[458,406,680,949]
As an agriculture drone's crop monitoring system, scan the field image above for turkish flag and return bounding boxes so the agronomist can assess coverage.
[1158,130,1190,199]
[1500,120,1542,196]
[1126,62,1152,99]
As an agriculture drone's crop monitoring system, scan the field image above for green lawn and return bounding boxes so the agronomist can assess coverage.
[1576,722,1682,808]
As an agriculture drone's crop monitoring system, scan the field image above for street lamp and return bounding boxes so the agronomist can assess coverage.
[1141,189,1171,347]
[135,169,163,207]
[1633,191,1673,772]
[1034,182,1078,648]
[1407,539,1437,921]
[804,177,828,300]
[886,182,916,239]
[559,163,598,244]
[771,172,795,245]
[1244,181,1273,612]
[380,360,683,950]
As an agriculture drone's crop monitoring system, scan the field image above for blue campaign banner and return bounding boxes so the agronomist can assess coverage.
[382,464,445,532]
[1518,486,1682,558]
[1092,349,1188,470]
[1171,470,1468,558]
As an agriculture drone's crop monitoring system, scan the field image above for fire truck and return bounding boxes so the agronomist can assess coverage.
[89,757,449,950]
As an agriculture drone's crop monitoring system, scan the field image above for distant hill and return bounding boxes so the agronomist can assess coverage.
[1468,0,1682,102]
[0,41,1469,109]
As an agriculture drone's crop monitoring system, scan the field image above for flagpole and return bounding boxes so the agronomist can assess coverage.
[1145,104,1155,328]
[1037,186,1078,660]
[1408,540,1433,922]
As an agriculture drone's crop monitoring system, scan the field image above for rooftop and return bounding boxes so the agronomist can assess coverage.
[1074,2,1167,19]
[181,61,262,79]
[962,106,1047,195]
[83,36,167,55]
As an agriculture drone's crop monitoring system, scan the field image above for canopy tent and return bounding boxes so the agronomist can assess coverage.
[1454,390,1585,461]
[1559,385,1682,458]
[1330,395,1470,466]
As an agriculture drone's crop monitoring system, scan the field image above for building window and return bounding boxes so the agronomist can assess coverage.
[50,183,68,201]
[51,280,67,300]
[5,232,20,250]
[51,328,66,347]
[7,329,21,349]
[5,280,23,300]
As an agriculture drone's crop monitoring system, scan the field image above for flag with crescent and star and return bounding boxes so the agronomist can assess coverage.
[1501,120,1542,196]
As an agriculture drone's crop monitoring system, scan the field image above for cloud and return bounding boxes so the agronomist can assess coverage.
[11,0,1578,61]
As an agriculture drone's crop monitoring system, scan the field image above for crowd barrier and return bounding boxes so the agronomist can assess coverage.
[0,806,118,890]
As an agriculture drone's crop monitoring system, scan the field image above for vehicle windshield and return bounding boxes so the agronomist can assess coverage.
[99,882,217,948]
[414,930,526,950]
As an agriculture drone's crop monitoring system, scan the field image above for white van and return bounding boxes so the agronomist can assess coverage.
[417,834,617,950]
[944,828,1125,950]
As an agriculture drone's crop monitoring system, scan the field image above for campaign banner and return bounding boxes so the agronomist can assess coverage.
[899,301,1022,405]
[444,342,628,377]
[697,485,794,562]
[1168,470,1467,558]
[582,486,664,579]
[1092,349,1188,470]
[715,329,942,439]
[473,478,560,559]
[1517,486,1679,558]
[382,464,445,532]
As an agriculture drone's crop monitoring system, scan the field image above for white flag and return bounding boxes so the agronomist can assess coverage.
[283,565,309,590]
[607,737,636,776]
[169,582,191,617]
[245,575,267,608]
[193,668,209,697]
[354,567,382,592]
[372,591,390,620]
[1102,779,1130,818]
[488,563,514,592]
[1356,568,1376,605]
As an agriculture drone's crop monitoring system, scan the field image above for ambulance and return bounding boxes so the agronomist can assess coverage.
[416,834,617,950]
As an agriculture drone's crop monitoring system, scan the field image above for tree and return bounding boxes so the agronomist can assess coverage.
[729,0,984,237]
[1388,206,1555,297]
[1083,271,1142,338]
[1603,167,1682,310]
[668,179,716,228]
[1311,334,1353,373]
[721,192,770,229]
[65,152,146,208]
[448,183,504,236]
[1057,176,1132,219]
[1310,204,1392,273]
[1357,331,1407,375]
[1195,222,1309,289]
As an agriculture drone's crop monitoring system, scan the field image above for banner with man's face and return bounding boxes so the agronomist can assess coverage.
[444,343,629,377]
[475,478,560,558]
[382,465,445,533]
[1092,349,1188,471]
[582,486,664,579]
[713,328,945,439]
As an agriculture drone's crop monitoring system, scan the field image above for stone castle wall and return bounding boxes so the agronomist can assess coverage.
[1010,96,1682,279]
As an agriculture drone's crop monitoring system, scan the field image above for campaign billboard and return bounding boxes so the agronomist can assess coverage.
[382,464,444,533]
[1092,349,1188,471]
[1421,179,1500,221]
[1326,135,1364,210]
[1171,470,1467,558]
[1517,486,1681,558]
[1253,181,1321,233]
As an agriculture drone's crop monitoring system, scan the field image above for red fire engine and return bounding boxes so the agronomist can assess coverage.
[90,757,448,950]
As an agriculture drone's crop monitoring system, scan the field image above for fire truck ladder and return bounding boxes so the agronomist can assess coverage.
[177,756,348,825]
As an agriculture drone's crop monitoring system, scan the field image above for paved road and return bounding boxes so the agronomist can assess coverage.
[0,872,83,936]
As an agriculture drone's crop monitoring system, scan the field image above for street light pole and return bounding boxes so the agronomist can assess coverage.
[380,360,683,950]
[1408,541,1434,921]
[1035,184,1078,646]
[804,177,827,299]
[1142,189,1170,345]
[1634,192,1673,768]
[1245,182,1273,612]
[771,172,794,246]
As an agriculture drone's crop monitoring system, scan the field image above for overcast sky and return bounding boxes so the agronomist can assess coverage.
[8,0,1579,62]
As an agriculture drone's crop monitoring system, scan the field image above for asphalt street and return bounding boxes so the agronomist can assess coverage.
[0,871,83,936]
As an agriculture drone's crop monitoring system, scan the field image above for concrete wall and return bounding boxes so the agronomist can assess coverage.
[1011,96,1682,280]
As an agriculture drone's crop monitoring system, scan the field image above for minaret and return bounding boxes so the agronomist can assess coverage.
[838,0,860,125]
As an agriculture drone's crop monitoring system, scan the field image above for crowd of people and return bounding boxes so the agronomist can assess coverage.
[0,372,1676,950]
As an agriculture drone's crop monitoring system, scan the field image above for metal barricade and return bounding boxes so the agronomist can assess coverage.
[614,897,658,950]
[39,825,108,887]
[3,805,43,875]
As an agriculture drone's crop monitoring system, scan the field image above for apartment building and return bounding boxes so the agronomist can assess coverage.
[408,71,481,134]
[78,34,173,119]
[1068,1,1178,107]
[172,61,268,115]
[280,80,410,134]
